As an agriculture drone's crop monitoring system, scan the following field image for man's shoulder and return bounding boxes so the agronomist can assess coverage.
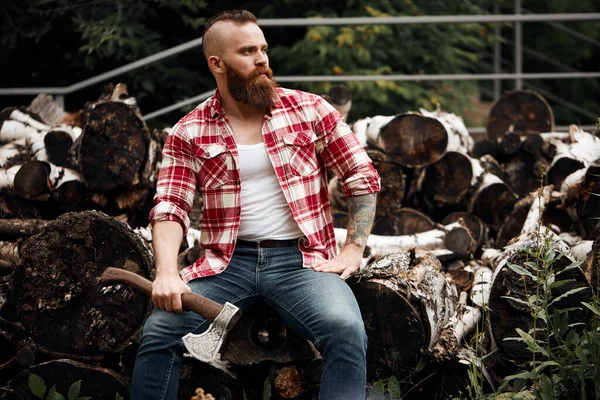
[178,96,215,125]
[276,87,323,108]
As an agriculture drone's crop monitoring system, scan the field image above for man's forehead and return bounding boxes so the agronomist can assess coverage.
[212,21,266,47]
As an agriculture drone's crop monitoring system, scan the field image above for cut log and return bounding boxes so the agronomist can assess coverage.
[372,207,436,236]
[13,161,51,200]
[419,105,474,154]
[374,114,450,168]
[547,125,600,188]
[351,115,395,148]
[349,252,457,380]
[2,359,129,400]
[221,301,317,366]
[0,139,29,169]
[442,212,488,253]
[418,151,484,217]
[497,132,522,158]
[561,161,600,239]
[14,210,153,359]
[469,173,518,233]
[73,101,150,191]
[335,221,464,255]
[366,149,405,219]
[486,188,592,361]
[486,89,554,141]
[26,94,66,127]
[0,192,40,220]
[0,219,48,240]
[0,166,21,191]
[179,360,246,400]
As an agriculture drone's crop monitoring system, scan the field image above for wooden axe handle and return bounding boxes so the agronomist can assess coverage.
[100,267,223,321]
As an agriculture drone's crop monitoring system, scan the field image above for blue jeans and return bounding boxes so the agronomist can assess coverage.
[131,245,367,400]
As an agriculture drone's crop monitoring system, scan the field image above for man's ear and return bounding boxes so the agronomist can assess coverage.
[208,56,224,74]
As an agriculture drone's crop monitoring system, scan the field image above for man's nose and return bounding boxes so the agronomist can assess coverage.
[255,51,268,65]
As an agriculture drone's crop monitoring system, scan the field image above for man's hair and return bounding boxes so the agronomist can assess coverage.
[203,10,258,59]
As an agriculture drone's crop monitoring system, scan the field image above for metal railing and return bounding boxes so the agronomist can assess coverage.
[1,11,599,130]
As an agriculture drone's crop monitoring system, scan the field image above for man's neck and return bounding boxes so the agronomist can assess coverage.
[219,91,266,122]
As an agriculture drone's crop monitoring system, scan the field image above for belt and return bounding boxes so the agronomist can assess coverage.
[236,238,301,248]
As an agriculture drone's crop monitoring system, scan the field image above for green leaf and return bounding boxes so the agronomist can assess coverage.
[28,374,47,399]
[68,381,81,400]
[582,301,600,317]
[263,377,271,400]
[368,381,385,400]
[507,263,537,279]
[549,287,589,307]
[539,374,554,400]
[48,385,65,400]
[388,376,402,400]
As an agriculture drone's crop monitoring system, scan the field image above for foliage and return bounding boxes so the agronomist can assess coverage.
[27,373,123,400]
[459,216,600,399]
[262,0,496,122]
[367,376,403,400]
[0,0,598,128]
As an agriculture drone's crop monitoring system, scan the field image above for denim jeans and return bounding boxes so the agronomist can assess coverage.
[130,245,367,400]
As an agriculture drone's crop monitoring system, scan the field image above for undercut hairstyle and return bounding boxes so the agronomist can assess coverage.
[203,10,258,60]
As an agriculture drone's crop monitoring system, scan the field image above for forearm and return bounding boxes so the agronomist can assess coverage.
[152,220,184,277]
[343,193,377,252]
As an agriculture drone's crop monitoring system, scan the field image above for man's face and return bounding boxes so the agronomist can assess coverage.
[218,22,277,109]
[224,61,277,110]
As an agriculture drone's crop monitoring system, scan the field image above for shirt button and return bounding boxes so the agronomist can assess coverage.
[219,266,225,271]
[204,151,211,157]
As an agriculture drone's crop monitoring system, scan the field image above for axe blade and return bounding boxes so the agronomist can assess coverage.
[182,301,240,377]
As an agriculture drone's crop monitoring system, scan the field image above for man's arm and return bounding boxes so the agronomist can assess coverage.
[151,221,191,312]
[313,192,377,279]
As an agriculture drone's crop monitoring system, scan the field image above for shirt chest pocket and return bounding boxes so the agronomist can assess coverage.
[194,143,230,189]
[283,130,320,176]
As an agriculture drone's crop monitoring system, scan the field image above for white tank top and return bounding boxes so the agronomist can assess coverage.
[236,142,303,241]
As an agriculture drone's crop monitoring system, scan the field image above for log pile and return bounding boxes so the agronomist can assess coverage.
[0,87,599,400]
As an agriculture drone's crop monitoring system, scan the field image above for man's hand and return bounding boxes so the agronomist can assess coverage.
[314,192,376,280]
[151,273,192,313]
[313,245,363,280]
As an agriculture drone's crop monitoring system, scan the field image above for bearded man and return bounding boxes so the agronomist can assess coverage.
[131,9,380,400]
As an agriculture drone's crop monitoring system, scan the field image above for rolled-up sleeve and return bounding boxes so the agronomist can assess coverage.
[313,97,381,197]
[149,123,199,234]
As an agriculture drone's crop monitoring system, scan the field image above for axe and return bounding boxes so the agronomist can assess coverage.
[100,267,240,376]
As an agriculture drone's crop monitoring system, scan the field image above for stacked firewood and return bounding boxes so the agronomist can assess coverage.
[1,87,599,400]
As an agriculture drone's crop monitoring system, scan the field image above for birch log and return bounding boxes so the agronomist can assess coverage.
[547,125,600,188]
[0,139,29,169]
[486,187,592,361]
[486,89,554,141]
[349,252,457,380]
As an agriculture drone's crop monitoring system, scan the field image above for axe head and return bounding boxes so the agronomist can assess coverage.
[182,301,240,377]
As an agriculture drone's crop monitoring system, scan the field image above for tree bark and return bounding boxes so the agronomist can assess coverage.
[349,252,457,380]
[73,101,150,191]
[13,210,153,359]
[486,188,592,362]
[373,113,451,168]
[486,89,554,141]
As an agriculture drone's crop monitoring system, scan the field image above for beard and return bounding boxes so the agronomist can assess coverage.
[225,63,277,110]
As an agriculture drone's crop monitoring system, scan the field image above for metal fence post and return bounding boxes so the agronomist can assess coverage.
[515,0,523,90]
[494,1,502,98]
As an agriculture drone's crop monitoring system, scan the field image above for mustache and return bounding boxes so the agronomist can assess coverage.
[249,66,274,80]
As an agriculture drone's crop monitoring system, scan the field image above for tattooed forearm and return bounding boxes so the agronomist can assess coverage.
[345,193,377,247]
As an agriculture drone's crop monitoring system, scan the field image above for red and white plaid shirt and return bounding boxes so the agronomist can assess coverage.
[150,87,380,282]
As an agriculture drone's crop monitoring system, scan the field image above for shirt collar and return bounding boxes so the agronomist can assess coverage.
[209,87,284,118]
